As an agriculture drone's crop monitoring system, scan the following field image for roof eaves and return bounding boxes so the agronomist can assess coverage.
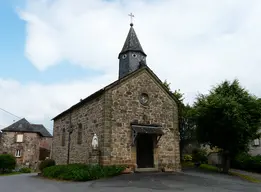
[52,88,105,121]
[51,64,179,121]
[51,67,149,121]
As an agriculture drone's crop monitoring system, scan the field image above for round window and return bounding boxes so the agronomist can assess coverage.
[132,53,137,58]
[139,93,149,105]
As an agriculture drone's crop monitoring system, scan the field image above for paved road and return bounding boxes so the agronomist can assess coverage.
[0,170,261,192]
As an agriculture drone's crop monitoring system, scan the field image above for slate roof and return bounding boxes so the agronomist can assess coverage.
[52,65,180,121]
[1,118,52,137]
[119,24,146,57]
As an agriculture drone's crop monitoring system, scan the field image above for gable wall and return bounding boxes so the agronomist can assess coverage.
[108,70,181,171]
[52,95,105,165]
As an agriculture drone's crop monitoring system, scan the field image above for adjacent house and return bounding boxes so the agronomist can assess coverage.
[0,118,52,169]
[249,137,261,156]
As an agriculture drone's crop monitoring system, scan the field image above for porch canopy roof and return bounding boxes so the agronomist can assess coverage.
[131,124,164,135]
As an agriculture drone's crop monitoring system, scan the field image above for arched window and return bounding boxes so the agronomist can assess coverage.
[77,123,83,145]
[61,128,66,146]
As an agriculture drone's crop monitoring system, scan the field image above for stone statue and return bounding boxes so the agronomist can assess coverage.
[92,133,98,150]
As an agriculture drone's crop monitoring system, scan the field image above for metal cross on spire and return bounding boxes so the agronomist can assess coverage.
[128,13,134,26]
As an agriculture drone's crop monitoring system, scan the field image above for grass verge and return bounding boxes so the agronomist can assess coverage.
[181,161,261,183]
[200,164,261,183]
[230,171,261,183]
[181,161,194,168]
[0,172,21,176]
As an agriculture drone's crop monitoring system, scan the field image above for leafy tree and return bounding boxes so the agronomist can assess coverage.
[193,79,261,173]
[163,80,196,157]
[163,80,184,103]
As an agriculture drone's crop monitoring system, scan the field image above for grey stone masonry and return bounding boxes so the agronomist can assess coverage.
[52,67,181,172]
[51,95,105,165]
[109,70,181,171]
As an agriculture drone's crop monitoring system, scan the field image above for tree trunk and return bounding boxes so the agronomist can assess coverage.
[221,151,230,174]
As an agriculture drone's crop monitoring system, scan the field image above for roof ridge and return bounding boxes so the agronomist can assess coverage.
[1,118,52,137]
[52,65,179,120]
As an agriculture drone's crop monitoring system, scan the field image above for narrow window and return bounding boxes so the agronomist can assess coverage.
[61,128,66,146]
[15,149,21,157]
[16,134,23,142]
[77,123,83,144]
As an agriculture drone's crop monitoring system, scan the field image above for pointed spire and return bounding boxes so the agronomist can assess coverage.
[118,24,146,58]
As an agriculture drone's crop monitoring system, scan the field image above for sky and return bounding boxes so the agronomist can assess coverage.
[1,0,261,134]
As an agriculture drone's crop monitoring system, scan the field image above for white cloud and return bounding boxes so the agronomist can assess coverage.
[2,0,261,130]
[0,74,115,132]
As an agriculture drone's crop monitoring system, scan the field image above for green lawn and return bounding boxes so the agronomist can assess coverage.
[0,172,21,176]
[230,172,261,183]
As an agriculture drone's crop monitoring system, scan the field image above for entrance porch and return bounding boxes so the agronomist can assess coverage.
[131,124,164,172]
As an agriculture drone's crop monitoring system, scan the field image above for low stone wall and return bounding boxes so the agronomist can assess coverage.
[208,152,222,166]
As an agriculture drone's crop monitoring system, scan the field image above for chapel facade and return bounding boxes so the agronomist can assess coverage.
[51,23,181,172]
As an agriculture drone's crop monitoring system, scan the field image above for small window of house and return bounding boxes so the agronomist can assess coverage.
[16,134,23,142]
[254,138,260,146]
[15,149,21,157]
[77,123,83,145]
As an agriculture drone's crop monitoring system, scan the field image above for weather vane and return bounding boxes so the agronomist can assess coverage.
[128,13,134,26]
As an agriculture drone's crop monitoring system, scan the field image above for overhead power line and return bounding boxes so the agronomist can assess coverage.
[0,108,22,120]
[0,107,52,133]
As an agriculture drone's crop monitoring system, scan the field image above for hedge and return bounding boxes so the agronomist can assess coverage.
[0,154,16,173]
[42,164,126,181]
[191,148,208,163]
[183,154,192,161]
[39,159,56,172]
[231,153,261,173]
[19,167,31,173]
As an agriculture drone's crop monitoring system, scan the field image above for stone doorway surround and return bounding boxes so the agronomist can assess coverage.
[130,123,164,172]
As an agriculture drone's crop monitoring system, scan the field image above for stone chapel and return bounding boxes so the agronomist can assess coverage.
[51,22,181,172]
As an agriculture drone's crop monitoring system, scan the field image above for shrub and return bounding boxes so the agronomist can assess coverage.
[39,159,56,172]
[42,164,126,181]
[19,167,31,173]
[231,153,261,173]
[192,148,208,163]
[0,154,16,173]
[183,154,192,161]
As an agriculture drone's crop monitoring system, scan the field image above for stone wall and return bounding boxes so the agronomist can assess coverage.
[0,132,41,168]
[52,95,105,165]
[40,137,52,150]
[51,69,181,172]
[109,70,181,172]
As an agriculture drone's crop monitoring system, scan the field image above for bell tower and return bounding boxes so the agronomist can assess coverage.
[118,14,147,79]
